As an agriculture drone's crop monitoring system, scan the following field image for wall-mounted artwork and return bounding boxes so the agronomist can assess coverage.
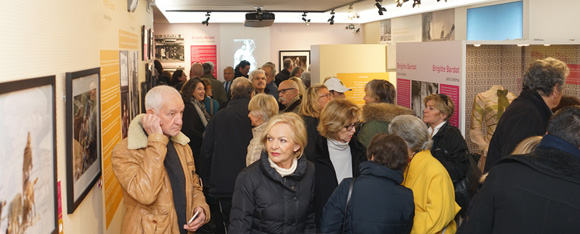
[279,50,310,73]
[0,76,57,234]
[155,34,185,62]
[65,68,102,214]
[141,25,149,61]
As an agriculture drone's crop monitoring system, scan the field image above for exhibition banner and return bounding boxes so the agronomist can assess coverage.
[191,45,218,78]
[396,41,463,129]
[338,72,390,107]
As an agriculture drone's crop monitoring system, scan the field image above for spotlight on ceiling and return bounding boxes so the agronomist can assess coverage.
[375,0,386,15]
[413,0,421,8]
[396,0,409,7]
[201,12,210,26]
[328,10,335,25]
[302,12,311,25]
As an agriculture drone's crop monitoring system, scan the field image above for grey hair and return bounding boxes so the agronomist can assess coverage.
[248,69,265,81]
[262,63,276,78]
[145,85,181,112]
[547,106,580,147]
[231,77,254,99]
[283,58,293,69]
[523,57,569,96]
[389,115,432,151]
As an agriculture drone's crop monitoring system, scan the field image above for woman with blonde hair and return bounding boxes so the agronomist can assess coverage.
[289,76,307,97]
[307,98,367,230]
[390,115,460,234]
[230,113,315,233]
[246,93,279,166]
[299,84,332,154]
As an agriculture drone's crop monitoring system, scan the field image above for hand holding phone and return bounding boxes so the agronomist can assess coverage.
[188,210,200,224]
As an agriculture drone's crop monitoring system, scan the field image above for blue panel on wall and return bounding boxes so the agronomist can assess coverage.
[467,1,523,40]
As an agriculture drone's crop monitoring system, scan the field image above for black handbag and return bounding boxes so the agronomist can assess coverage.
[454,153,482,216]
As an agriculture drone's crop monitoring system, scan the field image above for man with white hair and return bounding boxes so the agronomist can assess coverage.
[112,86,209,234]
[249,69,267,94]
[278,80,302,114]
[261,62,279,99]
[202,61,228,106]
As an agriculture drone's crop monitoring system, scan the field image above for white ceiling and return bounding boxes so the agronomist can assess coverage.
[153,0,500,24]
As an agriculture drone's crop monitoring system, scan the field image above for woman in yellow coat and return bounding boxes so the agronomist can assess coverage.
[389,115,460,234]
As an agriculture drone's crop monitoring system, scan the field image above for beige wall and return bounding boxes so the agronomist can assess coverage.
[310,44,387,84]
[364,21,381,44]
[0,0,154,233]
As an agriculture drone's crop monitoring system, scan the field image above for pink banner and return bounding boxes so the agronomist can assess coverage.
[440,84,460,127]
[191,45,218,78]
[397,78,411,108]
[566,64,580,85]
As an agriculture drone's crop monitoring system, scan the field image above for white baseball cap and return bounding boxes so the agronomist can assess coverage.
[324,77,351,93]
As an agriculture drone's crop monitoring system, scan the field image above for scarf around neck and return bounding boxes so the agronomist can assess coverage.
[191,98,210,126]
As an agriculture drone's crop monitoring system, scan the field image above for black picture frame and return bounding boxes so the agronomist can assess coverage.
[279,50,310,72]
[0,76,57,234]
[65,67,102,214]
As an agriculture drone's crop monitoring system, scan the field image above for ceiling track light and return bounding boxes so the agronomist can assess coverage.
[413,0,421,8]
[201,12,210,26]
[396,0,409,7]
[328,10,335,25]
[302,12,311,25]
[375,0,386,15]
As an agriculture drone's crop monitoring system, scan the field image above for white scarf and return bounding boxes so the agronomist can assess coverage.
[268,157,298,177]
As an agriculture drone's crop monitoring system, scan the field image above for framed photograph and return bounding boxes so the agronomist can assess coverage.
[279,50,310,73]
[141,25,149,61]
[65,68,101,214]
[0,76,57,234]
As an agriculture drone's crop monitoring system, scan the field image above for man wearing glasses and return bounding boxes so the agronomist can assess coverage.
[278,80,302,114]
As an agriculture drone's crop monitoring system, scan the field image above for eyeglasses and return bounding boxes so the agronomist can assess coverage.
[439,93,449,105]
[344,123,356,131]
[278,88,296,94]
[318,93,332,99]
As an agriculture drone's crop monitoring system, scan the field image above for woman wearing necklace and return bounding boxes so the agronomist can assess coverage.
[307,98,367,231]
[390,115,460,234]
[181,77,212,170]
[229,113,315,233]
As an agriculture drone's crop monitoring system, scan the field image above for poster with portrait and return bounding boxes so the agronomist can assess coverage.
[120,50,130,138]
[65,68,101,213]
[422,9,455,41]
[380,19,392,43]
[128,51,140,119]
[411,80,439,119]
[234,39,258,74]
[0,76,57,234]
[155,34,185,62]
[279,50,310,73]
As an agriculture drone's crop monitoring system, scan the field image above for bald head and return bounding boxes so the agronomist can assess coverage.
[278,80,299,105]
[190,63,203,78]
[145,85,182,113]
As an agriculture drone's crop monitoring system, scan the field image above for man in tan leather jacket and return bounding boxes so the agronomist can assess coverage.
[112,85,209,234]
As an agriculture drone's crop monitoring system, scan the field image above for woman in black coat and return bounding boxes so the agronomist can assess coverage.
[299,84,332,154]
[229,113,315,234]
[320,133,414,234]
[306,99,367,230]
[180,78,211,170]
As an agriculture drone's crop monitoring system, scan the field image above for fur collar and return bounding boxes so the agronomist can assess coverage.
[127,114,190,150]
[362,103,414,123]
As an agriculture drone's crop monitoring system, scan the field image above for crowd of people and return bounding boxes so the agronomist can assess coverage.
[113,57,580,234]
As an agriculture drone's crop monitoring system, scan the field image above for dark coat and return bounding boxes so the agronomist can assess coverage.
[306,134,367,230]
[430,121,469,183]
[275,69,291,86]
[302,115,320,156]
[485,90,552,172]
[229,153,316,234]
[181,100,206,171]
[320,161,414,234]
[200,97,253,198]
[459,137,580,234]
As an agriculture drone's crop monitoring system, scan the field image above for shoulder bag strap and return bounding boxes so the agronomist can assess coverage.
[342,178,355,234]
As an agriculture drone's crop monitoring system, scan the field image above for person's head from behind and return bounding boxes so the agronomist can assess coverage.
[278,80,299,106]
[180,77,206,102]
[290,66,304,78]
[523,57,569,109]
[145,86,185,137]
[190,63,203,78]
[299,84,331,119]
[231,76,254,99]
[202,62,214,75]
[318,99,361,143]
[248,93,279,127]
[249,69,267,93]
[552,95,580,113]
[289,77,306,97]
[512,136,543,155]
[422,94,454,127]
[301,72,311,88]
[261,63,276,84]
[237,60,251,76]
[324,77,350,99]
[172,69,187,83]
[260,113,307,169]
[154,60,163,74]
[201,78,212,97]
[367,133,409,171]
[364,79,396,104]
[223,66,235,82]
[389,115,433,155]
[283,58,294,71]
[547,106,580,148]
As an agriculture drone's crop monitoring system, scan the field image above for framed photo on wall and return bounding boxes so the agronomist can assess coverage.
[279,50,310,73]
[0,76,58,234]
[65,67,102,214]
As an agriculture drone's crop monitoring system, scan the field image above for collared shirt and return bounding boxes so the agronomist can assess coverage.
[428,121,446,137]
